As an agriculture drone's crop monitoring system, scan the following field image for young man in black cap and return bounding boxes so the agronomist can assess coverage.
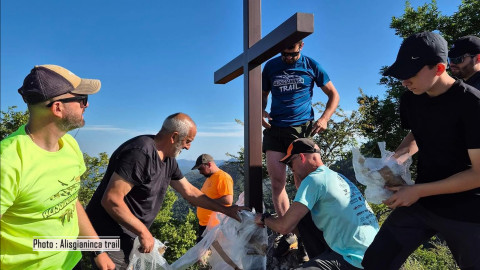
[0,65,115,269]
[255,138,379,269]
[362,32,480,269]
[192,153,234,242]
[449,35,480,89]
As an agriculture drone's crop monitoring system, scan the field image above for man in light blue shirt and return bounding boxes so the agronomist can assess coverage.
[255,138,379,269]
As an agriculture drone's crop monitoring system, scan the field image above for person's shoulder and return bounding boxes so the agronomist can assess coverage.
[264,56,283,68]
[301,55,320,65]
[453,80,480,100]
[1,127,27,156]
[218,169,233,179]
[118,135,155,152]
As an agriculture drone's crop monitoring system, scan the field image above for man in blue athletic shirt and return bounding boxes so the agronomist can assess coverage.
[262,39,340,256]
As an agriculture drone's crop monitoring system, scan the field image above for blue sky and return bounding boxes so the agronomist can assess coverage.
[1,0,461,161]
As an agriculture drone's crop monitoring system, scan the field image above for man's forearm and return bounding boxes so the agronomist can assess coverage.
[318,82,340,121]
[76,200,100,238]
[188,190,228,213]
[101,198,149,238]
[319,100,337,122]
[394,132,418,162]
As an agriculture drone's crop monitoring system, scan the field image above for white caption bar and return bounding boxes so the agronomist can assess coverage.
[33,238,120,251]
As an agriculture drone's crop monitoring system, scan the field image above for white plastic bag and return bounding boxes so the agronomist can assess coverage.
[172,192,267,270]
[128,192,267,270]
[352,142,414,204]
[127,237,171,270]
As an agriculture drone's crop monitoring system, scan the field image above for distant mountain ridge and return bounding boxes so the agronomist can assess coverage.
[176,158,233,175]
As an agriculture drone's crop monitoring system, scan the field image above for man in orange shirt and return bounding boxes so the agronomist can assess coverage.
[192,154,234,242]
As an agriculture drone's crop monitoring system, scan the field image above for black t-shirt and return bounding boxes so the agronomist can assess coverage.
[465,71,480,90]
[400,80,480,223]
[86,135,183,238]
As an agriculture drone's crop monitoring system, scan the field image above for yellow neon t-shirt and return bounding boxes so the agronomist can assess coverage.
[1,125,85,270]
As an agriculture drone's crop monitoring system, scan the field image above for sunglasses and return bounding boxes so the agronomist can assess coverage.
[286,154,300,167]
[46,95,88,107]
[449,54,474,65]
[281,51,300,58]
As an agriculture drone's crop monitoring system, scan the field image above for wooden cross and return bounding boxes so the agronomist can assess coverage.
[214,0,314,212]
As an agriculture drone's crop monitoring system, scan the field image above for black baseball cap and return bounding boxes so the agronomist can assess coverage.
[448,35,480,58]
[192,154,214,170]
[18,65,101,104]
[280,138,320,164]
[383,32,448,80]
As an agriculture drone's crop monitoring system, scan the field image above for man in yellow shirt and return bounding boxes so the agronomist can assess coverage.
[192,154,234,242]
[1,65,114,270]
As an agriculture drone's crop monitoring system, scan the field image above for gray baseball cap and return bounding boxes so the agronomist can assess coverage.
[192,154,214,170]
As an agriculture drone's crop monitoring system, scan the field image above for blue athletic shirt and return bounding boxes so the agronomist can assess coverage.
[262,55,330,127]
[294,166,379,269]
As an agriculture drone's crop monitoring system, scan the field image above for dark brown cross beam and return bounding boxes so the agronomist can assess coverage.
[214,0,313,212]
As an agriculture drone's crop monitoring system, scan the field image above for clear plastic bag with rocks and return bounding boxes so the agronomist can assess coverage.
[127,237,171,270]
[129,192,268,270]
[352,142,414,204]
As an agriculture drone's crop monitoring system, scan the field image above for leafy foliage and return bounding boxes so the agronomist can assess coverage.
[0,106,29,140]
[78,152,109,205]
[150,188,198,263]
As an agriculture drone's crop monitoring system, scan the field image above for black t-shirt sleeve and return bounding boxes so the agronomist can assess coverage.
[114,148,149,185]
[169,159,184,181]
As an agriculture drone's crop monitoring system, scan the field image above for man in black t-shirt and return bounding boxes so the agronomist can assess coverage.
[362,32,480,269]
[86,113,245,269]
[448,35,480,90]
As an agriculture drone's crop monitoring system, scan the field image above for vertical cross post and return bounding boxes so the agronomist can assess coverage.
[243,0,263,212]
[214,0,314,212]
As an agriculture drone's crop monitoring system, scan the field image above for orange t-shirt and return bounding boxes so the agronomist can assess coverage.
[197,169,234,226]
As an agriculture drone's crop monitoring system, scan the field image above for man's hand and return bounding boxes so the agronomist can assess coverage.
[139,229,155,253]
[262,111,272,129]
[223,205,250,222]
[254,213,264,227]
[382,185,421,209]
[94,252,115,270]
[311,118,328,136]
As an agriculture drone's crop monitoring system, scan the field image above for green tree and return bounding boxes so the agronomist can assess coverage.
[0,106,29,140]
[150,188,198,263]
[78,152,109,205]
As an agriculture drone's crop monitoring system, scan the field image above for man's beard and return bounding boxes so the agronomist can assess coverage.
[200,172,213,177]
[451,58,474,79]
[59,109,85,132]
[173,139,183,157]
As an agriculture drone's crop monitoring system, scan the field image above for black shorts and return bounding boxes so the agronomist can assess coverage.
[262,121,313,153]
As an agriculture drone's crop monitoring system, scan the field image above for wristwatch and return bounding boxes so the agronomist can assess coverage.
[93,250,105,257]
[260,212,272,225]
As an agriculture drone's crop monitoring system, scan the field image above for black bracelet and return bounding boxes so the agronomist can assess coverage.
[261,212,272,224]
[93,250,105,257]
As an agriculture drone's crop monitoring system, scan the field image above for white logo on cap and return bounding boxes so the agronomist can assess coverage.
[411,56,420,60]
